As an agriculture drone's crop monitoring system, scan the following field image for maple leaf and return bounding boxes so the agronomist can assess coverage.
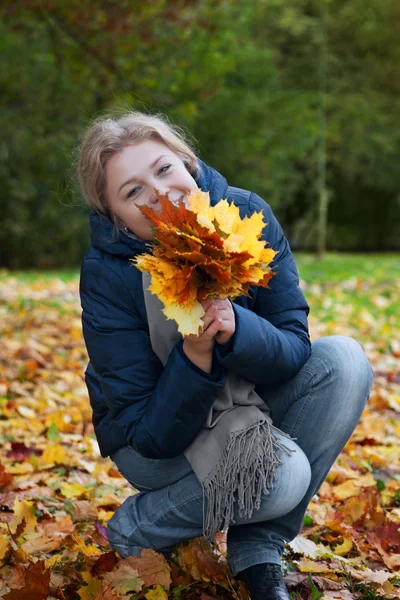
[78,571,103,600]
[177,538,230,588]
[332,473,376,500]
[67,500,98,523]
[333,538,353,556]
[102,563,143,597]
[2,259,400,597]
[60,482,87,498]
[0,534,11,566]
[340,496,368,524]
[145,584,168,600]
[3,560,50,600]
[94,584,120,600]
[39,515,75,537]
[91,552,118,577]
[10,499,37,536]
[0,464,13,489]
[109,549,171,590]
[372,522,400,552]
[133,190,277,335]
[21,534,60,556]
[0,563,25,592]
[40,442,67,465]
[65,532,103,557]
[6,442,38,461]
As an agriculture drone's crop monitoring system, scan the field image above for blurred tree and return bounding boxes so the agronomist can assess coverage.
[1,0,400,266]
[0,0,236,266]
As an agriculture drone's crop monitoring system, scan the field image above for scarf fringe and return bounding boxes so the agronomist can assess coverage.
[202,421,293,543]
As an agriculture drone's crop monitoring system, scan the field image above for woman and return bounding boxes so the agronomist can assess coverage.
[77,112,373,600]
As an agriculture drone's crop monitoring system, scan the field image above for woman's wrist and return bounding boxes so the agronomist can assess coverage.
[182,340,213,374]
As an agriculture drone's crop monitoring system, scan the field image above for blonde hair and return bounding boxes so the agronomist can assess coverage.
[77,111,199,214]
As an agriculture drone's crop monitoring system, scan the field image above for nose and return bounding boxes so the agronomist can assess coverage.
[151,186,170,204]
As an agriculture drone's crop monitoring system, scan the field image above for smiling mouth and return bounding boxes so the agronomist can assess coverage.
[171,195,185,207]
[180,195,190,207]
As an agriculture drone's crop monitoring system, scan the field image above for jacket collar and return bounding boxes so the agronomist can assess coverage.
[89,159,229,257]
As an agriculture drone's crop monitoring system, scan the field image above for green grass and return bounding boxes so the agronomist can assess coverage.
[1,252,399,285]
[294,252,400,284]
[0,268,79,282]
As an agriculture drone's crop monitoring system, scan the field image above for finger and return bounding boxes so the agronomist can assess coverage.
[201,299,214,311]
[203,317,222,338]
[201,304,217,329]
[211,309,232,326]
[211,298,230,308]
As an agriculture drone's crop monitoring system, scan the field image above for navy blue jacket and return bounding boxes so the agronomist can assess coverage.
[80,160,311,459]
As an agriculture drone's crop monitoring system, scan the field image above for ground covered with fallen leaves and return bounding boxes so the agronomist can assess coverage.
[0,253,399,600]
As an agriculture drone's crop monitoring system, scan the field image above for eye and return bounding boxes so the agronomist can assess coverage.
[158,164,171,175]
[127,186,140,199]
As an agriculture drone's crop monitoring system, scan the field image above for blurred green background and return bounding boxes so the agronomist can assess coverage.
[2,0,400,268]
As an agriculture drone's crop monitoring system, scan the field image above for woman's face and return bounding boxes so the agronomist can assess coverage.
[105,139,198,240]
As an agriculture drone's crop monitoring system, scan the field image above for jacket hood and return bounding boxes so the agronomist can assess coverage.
[89,159,229,258]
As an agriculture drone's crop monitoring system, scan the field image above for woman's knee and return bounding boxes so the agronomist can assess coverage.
[311,335,373,401]
[248,440,311,522]
[278,440,311,510]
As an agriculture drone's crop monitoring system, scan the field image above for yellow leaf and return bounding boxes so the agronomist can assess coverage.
[341,497,367,523]
[45,410,72,432]
[10,499,37,535]
[297,558,333,573]
[60,483,87,498]
[145,584,168,600]
[71,533,102,556]
[214,199,241,234]
[41,442,66,465]
[46,554,63,568]
[78,571,102,600]
[332,480,359,500]
[333,538,353,556]
[70,326,82,341]
[0,534,10,565]
[162,300,204,336]
[188,190,215,232]
[7,463,33,475]
[223,233,244,253]
[46,549,79,569]
[332,473,376,500]
[134,190,277,336]
[97,510,116,522]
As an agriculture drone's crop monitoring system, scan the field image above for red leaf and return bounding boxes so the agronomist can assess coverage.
[91,552,118,577]
[6,442,39,461]
[0,465,13,489]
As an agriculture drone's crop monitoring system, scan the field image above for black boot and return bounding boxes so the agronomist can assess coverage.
[237,562,290,600]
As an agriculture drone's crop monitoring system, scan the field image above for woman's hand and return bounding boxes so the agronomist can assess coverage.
[182,303,223,373]
[182,299,235,372]
[202,298,236,346]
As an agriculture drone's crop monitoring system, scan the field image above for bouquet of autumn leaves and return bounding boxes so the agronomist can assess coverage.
[132,190,278,336]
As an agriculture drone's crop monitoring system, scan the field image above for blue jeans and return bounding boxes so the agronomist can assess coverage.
[108,336,373,577]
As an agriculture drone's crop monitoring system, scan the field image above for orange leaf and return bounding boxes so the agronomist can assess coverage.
[3,560,50,600]
[134,191,276,334]
[0,465,13,489]
[110,549,171,591]
[177,538,230,588]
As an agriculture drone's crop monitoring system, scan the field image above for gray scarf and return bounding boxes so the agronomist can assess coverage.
[142,272,291,543]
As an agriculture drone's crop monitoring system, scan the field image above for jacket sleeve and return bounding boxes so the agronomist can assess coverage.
[80,258,227,459]
[215,193,311,385]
